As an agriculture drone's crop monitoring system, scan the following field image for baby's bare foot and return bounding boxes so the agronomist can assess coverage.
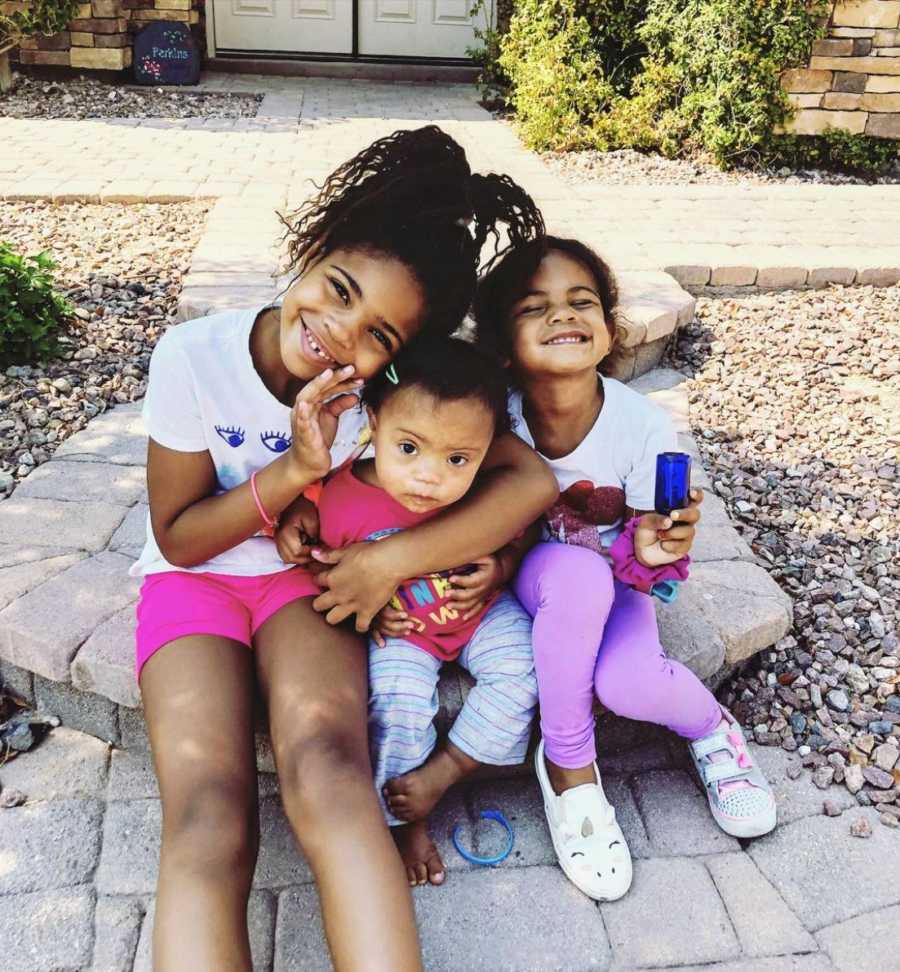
[385,747,474,822]
[393,820,445,886]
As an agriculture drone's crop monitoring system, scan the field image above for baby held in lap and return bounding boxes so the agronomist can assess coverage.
[315,336,539,887]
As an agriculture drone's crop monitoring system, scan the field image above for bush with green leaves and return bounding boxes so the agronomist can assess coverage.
[492,0,839,168]
[764,130,899,178]
[0,242,73,368]
[0,0,79,55]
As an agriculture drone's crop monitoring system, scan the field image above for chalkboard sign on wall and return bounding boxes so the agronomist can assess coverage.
[134,21,200,86]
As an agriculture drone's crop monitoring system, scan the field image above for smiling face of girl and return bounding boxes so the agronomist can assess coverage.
[507,249,614,379]
[279,247,427,383]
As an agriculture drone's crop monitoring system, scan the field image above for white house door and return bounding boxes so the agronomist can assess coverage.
[212,1,354,55]
[211,0,489,58]
[358,1,487,58]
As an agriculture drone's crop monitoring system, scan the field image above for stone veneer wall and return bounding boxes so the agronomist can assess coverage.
[782,0,900,140]
[9,0,203,73]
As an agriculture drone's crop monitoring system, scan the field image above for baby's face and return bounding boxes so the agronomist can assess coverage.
[507,250,611,377]
[370,386,494,513]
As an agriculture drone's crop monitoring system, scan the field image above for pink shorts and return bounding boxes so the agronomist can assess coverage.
[135,568,320,679]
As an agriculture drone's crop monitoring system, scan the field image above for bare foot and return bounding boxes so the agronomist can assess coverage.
[393,820,445,886]
[384,744,479,822]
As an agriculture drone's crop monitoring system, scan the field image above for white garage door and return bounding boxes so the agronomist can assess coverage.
[211,0,491,59]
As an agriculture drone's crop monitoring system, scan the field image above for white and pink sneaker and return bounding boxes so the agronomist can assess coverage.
[689,708,777,839]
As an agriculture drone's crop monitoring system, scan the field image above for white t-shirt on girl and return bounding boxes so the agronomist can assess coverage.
[130,305,370,578]
[508,376,676,557]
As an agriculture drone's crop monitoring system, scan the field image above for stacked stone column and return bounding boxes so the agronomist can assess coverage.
[12,0,203,72]
[783,0,900,140]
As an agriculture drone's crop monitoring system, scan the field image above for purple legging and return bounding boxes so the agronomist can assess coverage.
[515,542,722,769]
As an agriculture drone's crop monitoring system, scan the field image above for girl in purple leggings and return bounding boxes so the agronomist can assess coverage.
[472,236,777,902]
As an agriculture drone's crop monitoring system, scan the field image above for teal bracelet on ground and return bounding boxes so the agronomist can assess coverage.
[452,809,515,866]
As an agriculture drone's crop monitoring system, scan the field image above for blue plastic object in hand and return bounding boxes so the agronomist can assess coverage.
[651,453,692,603]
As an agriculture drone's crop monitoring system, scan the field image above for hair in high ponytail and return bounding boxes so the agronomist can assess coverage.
[279,126,544,336]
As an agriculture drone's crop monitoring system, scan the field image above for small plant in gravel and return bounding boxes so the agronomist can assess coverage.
[0,0,79,92]
[0,242,73,368]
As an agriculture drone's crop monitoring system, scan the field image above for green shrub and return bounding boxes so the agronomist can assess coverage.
[0,0,80,54]
[492,0,832,167]
[763,130,900,178]
[0,242,73,368]
[498,0,614,150]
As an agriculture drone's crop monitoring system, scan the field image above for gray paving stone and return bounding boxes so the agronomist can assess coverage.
[275,866,610,972]
[53,403,147,466]
[596,739,676,776]
[109,502,149,558]
[0,552,139,682]
[0,550,86,611]
[0,887,94,972]
[675,957,835,972]
[92,896,144,972]
[133,892,275,972]
[749,809,900,931]
[34,674,121,744]
[253,796,314,889]
[0,726,109,802]
[601,857,739,968]
[72,604,140,708]
[658,560,792,673]
[96,799,161,896]
[416,866,610,971]
[272,886,330,972]
[816,904,900,972]
[631,769,740,856]
[14,459,146,506]
[0,496,127,553]
[749,745,856,825]
[107,748,159,801]
[0,799,102,894]
[119,704,150,750]
[656,591,727,680]
[0,656,34,701]
[705,853,817,957]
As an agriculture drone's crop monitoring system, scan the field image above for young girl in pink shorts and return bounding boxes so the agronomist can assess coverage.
[472,236,777,902]
[131,127,554,972]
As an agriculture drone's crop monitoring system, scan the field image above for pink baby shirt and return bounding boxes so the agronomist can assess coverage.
[317,466,494,661]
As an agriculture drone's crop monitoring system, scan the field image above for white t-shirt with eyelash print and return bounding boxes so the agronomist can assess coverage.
[130,305,370,578]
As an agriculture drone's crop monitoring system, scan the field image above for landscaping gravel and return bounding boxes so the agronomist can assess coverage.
[0,75,261,120]
[0,200,210,491]
[542,146,900,187]
[667,285,900,810]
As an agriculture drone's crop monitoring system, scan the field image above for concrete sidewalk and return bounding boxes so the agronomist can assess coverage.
[1,722,898,972]
[3,75,900,288]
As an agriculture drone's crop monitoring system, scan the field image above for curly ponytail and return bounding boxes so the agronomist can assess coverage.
[279,126,544,336]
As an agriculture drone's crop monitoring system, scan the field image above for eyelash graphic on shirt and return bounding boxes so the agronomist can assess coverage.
[215,425,245,448]
[260,430,292,454]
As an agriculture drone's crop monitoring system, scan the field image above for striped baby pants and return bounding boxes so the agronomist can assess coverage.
[368,590,537,826]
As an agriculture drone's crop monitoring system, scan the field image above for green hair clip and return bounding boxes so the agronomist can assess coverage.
[385,364,399,385]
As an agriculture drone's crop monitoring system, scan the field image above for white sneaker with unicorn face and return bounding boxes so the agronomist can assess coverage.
[535,739,633,901]
[689,707,777,839]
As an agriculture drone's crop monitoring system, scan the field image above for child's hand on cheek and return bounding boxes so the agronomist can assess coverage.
[633,489,703,567]
[447,555,507,621]
[288,366,362,482]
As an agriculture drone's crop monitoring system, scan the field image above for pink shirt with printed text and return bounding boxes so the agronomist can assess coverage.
[317,465,493,661]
